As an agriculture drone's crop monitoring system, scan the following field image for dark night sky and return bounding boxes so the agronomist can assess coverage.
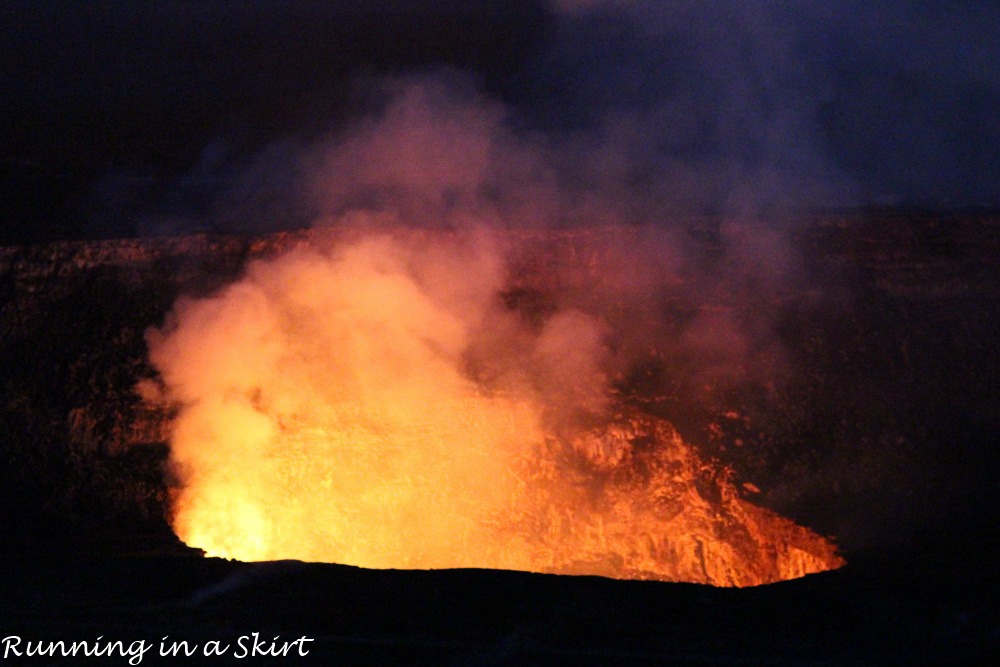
[1,0,999,243]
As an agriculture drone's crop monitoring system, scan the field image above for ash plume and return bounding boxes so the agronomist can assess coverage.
[141,219,845,581]
[5,0,998,243]
[181,0,880,404]
[136,1,882,576]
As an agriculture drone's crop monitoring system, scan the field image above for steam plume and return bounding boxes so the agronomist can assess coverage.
[145,222,630,565]
[139,2,859,581]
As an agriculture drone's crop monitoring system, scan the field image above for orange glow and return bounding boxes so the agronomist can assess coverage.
[146,229,843,586]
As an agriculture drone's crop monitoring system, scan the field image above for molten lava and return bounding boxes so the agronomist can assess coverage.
[145,229,843,586]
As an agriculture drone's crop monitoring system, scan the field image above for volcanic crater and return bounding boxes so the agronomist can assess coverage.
[1,213,998,663]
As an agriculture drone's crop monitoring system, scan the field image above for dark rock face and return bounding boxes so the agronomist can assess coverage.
[0,235,254,543]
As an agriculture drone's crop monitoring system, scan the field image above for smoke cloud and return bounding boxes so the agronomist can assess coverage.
[145,223,634,565]
[141,58,816,567]
[110,0,998,233]
[533,0,1000,208]
[4,0,998,244]
[146,0,984,566]
[189,1,862,405]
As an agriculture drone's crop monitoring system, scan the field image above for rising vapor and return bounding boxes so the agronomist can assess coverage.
[140,1,853,584]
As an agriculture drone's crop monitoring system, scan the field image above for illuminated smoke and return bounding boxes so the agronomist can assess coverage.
[140,4,852,584]
[146,225,610,568]
[144,221,844,583]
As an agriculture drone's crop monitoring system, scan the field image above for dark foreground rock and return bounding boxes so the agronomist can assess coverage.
[0,541,997,665]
